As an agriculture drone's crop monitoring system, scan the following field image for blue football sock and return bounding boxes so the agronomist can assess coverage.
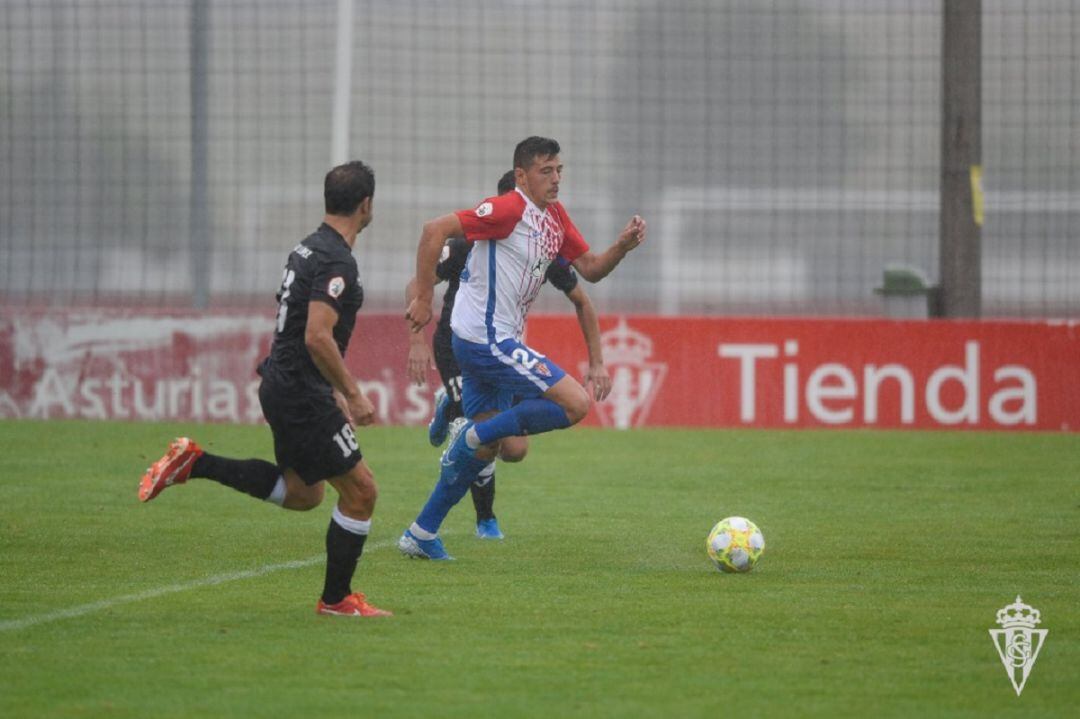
[414,449,490,534]
[414,476,472,535]
[474,398,571,445]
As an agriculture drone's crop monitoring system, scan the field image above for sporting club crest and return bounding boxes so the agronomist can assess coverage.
[989,596,1047,696]
[584,318,667,429]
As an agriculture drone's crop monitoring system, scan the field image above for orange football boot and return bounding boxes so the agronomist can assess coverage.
[316,592,393,617]
[138,437,204,502]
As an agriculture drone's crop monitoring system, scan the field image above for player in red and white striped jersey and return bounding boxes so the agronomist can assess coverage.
[400,136,645,560]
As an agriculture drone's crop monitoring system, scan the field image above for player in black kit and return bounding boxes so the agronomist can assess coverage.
[406,170,612,539]
[138,161,391,618]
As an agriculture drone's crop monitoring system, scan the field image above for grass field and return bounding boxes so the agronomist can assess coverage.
[1,419,1078,718]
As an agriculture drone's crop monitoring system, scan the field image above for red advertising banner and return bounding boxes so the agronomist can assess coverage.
[1,308,1077,431]
[0,308,432,426]
[527,315,1080,431]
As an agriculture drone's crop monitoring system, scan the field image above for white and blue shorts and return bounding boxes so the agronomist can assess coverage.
[451,333,567,419]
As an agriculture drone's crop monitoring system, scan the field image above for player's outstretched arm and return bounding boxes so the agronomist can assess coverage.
[565,284,611,401]
[571,215,646,282]
[406,213,464,332]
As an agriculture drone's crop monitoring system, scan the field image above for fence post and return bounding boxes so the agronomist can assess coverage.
[330,0,354,167]
[939,0,982,318]
[190,0,210,309]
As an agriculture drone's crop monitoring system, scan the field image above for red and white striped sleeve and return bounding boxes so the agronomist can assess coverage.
[454,191,526,242]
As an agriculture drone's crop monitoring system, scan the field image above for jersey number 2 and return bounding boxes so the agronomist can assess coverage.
[511,347,544,369]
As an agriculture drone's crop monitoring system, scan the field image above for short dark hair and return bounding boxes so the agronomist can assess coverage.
[497,170,516,195]
[513,136,560,170]
[324,160,375,216]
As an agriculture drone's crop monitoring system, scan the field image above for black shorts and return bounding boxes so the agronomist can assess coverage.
[258,380,362,485]
[433,326,463,404]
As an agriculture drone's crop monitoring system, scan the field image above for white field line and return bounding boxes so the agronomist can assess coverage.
[0,537,399,633]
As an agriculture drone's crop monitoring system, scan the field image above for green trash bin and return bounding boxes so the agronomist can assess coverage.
[874,266,938,319]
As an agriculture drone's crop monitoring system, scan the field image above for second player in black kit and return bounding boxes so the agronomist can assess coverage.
[138,161,392,618]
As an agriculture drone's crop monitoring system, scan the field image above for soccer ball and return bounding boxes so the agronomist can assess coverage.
[706,516,765,573]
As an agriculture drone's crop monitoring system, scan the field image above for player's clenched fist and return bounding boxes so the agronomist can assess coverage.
[347,390,375,427]
[617,215,647,252]
[406,298,432,332]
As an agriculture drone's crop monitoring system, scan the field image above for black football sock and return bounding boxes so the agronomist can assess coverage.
[446,398,465,423]
[471,472,496,522]
[191,453,280,500]
[322,508,370,605]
